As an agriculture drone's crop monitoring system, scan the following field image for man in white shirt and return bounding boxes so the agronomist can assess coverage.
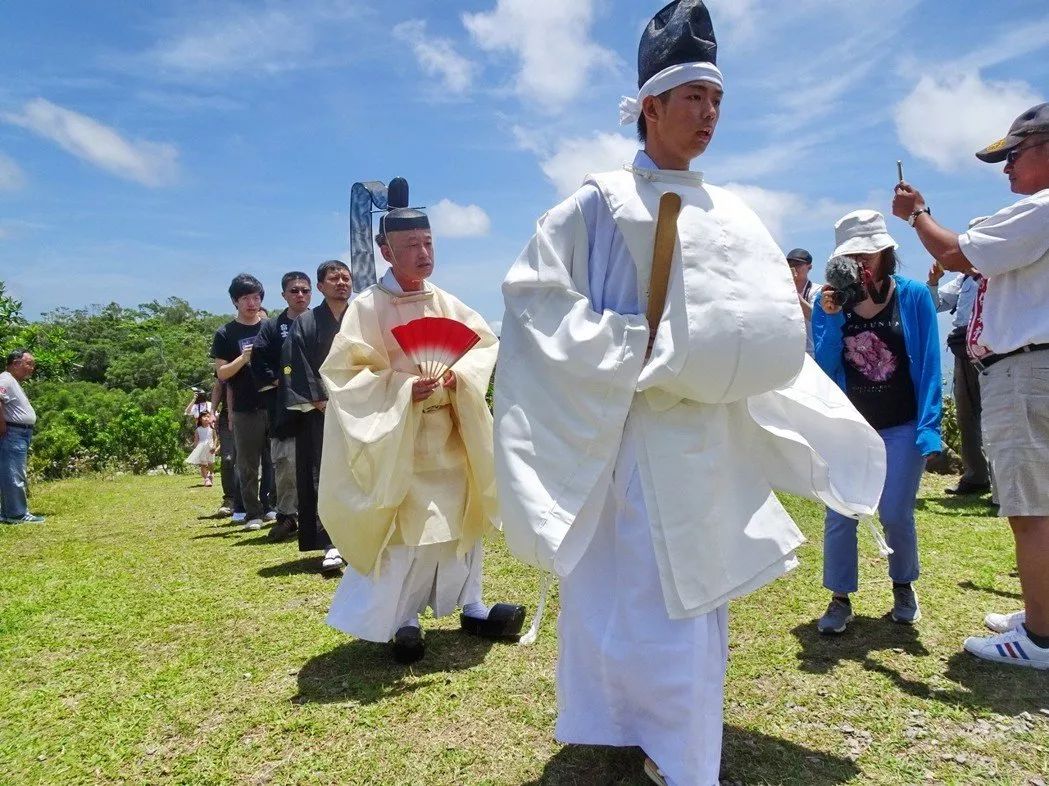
[0,350,44,524]
[893,101,1049,670]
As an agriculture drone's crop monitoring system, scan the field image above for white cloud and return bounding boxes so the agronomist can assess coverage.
[146,2,359,77]
[428,199,492,238]
[0,152,25,191]
[393,20,476,94]
[707,132,826,183]
[463,0,616,112]
[152,7,312,75]
[3,99,178,187]
[894,73,1044,172]
[536,131,638,197]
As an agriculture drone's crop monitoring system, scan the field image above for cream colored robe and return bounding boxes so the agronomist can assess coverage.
[318,279,499,576]
[495,165,887,619]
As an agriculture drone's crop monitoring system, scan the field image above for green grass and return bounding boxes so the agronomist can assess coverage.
[1,474,1047,785]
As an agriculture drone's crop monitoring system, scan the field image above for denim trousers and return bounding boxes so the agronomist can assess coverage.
[823,420,925,594]
[0,426,32,520]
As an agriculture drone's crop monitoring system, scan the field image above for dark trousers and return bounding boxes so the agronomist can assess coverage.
[296,409,332,552]
[232,409,269,520]
[217,418,243,513]
[954,353,990,486]
[261,438,275,512]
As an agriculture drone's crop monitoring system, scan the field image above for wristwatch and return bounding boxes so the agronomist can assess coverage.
[908,206,931,227]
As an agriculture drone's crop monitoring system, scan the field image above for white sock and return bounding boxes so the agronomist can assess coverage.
[462,602,489,620]
[398,615,420,630]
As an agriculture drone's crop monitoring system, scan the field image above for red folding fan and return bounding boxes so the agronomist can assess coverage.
[391,317,481,380]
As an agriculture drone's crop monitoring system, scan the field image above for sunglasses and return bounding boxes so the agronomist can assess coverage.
[1006,139,1049,165]
[286,287,311,294]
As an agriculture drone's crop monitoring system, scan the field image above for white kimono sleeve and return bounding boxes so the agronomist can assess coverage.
[495,195,649,574]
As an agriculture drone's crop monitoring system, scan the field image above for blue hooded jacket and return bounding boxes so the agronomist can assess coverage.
[813,274,943,456]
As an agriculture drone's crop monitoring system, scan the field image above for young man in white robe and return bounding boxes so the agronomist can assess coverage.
[319,185,525,664]
[494,2,887,784]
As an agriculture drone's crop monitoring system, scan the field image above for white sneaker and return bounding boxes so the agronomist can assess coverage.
[963,627,1049,670]
[984,610,1026,634]
[243,519,264,531]
[231,512,247,523]
[264,510,278,522]
[321,548,345,572]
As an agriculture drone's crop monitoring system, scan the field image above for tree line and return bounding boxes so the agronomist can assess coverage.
[1,281,224,479]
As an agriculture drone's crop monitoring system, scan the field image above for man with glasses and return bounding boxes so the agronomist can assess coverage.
[893,102,1049,670]
[0,350,44,524]
[251,272,312,541]
[285,260,352,572]
[211,274,268,532]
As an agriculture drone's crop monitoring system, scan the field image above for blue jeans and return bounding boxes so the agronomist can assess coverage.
[0,426,32,520]
[823,421,925,594]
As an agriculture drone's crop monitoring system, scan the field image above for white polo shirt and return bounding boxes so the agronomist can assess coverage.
[0,371,37,426]
[958,187,1049,354]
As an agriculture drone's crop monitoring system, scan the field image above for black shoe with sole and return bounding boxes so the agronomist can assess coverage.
[391,626,425,664]
[945,480,991,496]
[267,514,298,542]
[460,603,527,639]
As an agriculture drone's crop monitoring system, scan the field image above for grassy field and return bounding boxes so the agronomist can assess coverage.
[1,474,1047,785]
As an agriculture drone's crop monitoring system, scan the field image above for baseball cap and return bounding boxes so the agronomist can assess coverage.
[976,102,1049,163]
[785,248,813,265]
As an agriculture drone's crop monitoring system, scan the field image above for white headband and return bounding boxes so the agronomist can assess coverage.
[618,62,725,126]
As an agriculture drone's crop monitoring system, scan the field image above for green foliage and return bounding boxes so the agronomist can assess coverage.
[941,395,960,456]
[3,280,228,478]
[26,381,185,479]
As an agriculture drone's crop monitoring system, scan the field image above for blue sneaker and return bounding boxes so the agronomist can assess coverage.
[890,584,921,625]
[817,597,854,634]
[3,513,45,524]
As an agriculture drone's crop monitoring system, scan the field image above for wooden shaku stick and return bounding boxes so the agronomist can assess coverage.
[647,191,682,332]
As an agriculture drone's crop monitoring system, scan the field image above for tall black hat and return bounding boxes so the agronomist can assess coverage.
[638,0,718,88]
[380,177,429,237]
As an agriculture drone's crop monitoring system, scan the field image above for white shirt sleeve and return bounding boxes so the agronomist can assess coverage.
[958,192,1049,276]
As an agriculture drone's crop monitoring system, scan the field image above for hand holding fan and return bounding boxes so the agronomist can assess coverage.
[392,317,481,381]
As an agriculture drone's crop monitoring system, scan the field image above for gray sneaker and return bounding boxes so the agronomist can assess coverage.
[818,597,854,634]
[890,584,921,625]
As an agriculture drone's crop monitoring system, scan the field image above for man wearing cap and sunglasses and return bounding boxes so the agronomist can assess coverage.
[787,248,819,355]
[893,102,1049,670]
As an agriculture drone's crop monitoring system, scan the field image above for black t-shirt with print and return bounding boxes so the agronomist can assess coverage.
[842,289,917,431]
[210,319,265,413]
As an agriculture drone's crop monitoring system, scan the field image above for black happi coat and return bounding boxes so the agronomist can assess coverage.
[284,301,345,552]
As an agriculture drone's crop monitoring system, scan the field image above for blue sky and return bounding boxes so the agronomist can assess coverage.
[1,0,1047,326]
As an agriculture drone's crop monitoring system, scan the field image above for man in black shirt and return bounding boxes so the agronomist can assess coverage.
[211,274,268,531]
[251,272,312,541]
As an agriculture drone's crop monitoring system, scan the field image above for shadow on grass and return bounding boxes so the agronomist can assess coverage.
[293,630,497,705]
[190,530,243,541]
[958,580,1023,601]
[258,557,322,578]
[196,513,232,521]
[523,727,861,785]
[792,616,1048,715]
[914,496,997,516]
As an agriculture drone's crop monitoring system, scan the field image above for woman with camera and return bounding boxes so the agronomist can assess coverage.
[812,209,942,634]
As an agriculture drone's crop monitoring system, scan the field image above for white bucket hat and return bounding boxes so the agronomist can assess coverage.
[833,210,898,257]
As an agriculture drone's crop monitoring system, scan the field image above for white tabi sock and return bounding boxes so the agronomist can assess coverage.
[398,615,421,630]
[462,602,490,620]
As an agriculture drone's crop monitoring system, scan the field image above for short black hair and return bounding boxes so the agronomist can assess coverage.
[228,273,264,302]
[5,349,27,367]
[637,89,673,143]
[281,271,311,291]
[317,259,351,284]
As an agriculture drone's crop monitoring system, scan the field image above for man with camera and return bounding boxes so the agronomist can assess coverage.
[893,102,1049,670]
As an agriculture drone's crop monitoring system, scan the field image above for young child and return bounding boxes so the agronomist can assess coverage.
[185,412,218,486]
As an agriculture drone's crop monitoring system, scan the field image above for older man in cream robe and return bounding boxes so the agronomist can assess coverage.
[494,2,886,784]
[320,195,525,664]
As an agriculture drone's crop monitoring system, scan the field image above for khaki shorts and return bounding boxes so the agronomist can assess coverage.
[980,351,1049,517]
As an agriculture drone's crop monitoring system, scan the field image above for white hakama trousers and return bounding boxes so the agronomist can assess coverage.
[327,541,484,643]
[556,425,729,786]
